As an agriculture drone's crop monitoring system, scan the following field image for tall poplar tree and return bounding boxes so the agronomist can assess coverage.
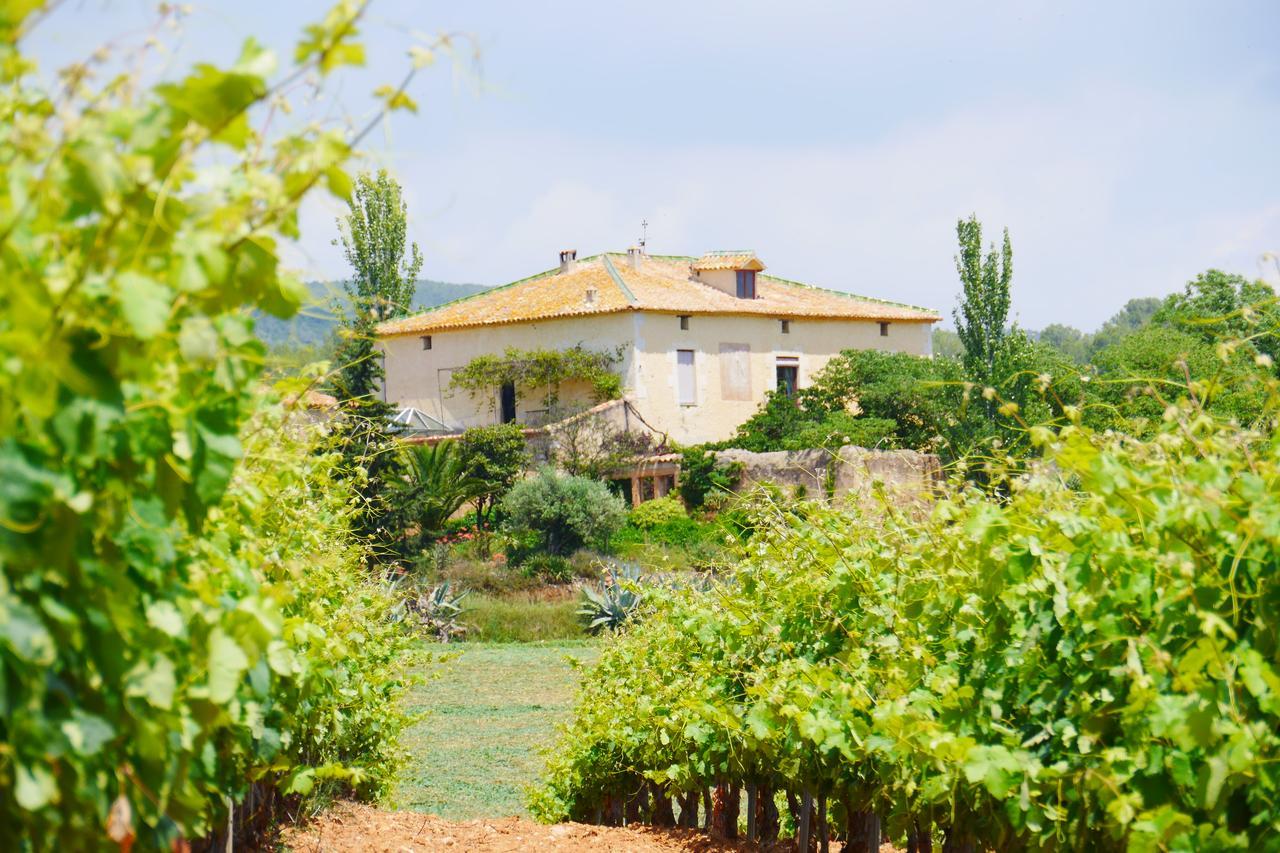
[332,169,423,401]
[329,170,423,555]
[953,214,1013,392]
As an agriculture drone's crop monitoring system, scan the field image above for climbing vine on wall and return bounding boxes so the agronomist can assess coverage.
[448,345,624,410]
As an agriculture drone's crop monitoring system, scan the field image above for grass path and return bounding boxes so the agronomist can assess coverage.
[395,641,599,820]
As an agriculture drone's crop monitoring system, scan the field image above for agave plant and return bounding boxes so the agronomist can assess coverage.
[577,562,643,635]
[406,580,469,642]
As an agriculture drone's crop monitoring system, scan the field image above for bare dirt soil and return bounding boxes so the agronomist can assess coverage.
[279,802,906,852]
[277,801,755,851]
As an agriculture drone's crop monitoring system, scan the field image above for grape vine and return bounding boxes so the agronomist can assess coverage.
[532,391,1280,851]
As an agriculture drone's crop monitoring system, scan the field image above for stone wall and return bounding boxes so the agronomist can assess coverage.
[711,445,943,504]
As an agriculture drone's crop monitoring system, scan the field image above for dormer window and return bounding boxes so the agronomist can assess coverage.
[691,251,765,299]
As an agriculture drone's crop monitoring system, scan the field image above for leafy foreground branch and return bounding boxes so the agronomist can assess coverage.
[531,394,1280,851]
[0,2,425,847]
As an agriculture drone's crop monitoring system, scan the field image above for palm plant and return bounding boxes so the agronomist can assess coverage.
[392,439,485,549]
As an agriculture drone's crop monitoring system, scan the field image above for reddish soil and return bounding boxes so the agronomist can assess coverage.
[279,802,907,852]
[277,802,755,851]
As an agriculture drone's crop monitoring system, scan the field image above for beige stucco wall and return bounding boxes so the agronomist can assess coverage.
[378,313,636,430]
[693,268,739,297]
[379,311,931,444]
[628,312,930,444]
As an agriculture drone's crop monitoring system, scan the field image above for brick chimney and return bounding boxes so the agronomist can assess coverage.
[559,249,578,275]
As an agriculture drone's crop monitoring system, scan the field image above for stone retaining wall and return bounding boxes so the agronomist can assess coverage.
[711,445,943,504]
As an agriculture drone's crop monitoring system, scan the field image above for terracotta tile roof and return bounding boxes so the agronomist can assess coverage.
[376,252,941,337]
[691,250,765,272]
[283,389,338,409]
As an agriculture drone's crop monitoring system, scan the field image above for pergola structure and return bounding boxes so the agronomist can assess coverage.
[617,453,681,506]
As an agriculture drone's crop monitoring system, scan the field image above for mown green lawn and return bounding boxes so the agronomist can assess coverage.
[396,641,599,820]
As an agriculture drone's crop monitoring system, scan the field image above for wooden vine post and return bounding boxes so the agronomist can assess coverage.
[676,791,699,828]
[710,783,729,838]
[817,795,830,853]
[798,790,814,853]
[845,808,882,853]
[907,817,933,853]
[649,781,675,827]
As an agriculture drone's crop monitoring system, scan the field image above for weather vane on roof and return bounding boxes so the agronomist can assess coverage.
[639,219,648,251]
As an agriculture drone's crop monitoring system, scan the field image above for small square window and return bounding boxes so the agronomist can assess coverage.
[879,322,890,337]
[780,319,790,334]
[679,315,690,330]
[421,335,433,350]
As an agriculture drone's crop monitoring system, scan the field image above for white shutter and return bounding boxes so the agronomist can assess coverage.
[676,349,696,405]
[718,343,751,401]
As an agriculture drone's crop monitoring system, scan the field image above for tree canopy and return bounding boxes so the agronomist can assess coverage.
[953,214,1013,392]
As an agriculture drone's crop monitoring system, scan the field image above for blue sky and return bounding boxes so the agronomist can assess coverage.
[27,0,1280,329]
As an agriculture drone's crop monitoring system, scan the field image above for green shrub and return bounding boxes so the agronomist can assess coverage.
[520,554,574,583]
[610,517,730,573]
[783,413,897,451]
[1088,325,1269,433]
[415,550,540,596]
[499,468,628,556]
[640,517,710,548]
[727,352,966,455]
[1153,268,1280,369]
[628,496,687,529]
[564,549,606,580]
[676,447,743,509]
[459,423,530,528]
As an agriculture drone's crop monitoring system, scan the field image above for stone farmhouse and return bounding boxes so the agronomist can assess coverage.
[375,248,940,446]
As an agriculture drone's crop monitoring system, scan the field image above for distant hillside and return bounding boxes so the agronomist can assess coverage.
[254,280,489,347]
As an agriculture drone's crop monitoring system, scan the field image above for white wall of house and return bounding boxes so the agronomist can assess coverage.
[378,312,636,431]
[692,268,738,297]
[630,312,930,444]
[379,311,931,444]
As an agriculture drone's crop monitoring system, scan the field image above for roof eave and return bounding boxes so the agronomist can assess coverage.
[378,305,940,337]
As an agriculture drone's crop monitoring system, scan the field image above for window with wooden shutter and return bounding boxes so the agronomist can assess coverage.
[718,343,752,401]
[676,349,696,405]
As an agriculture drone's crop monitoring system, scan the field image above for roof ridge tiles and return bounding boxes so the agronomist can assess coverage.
[601,254,639,304]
